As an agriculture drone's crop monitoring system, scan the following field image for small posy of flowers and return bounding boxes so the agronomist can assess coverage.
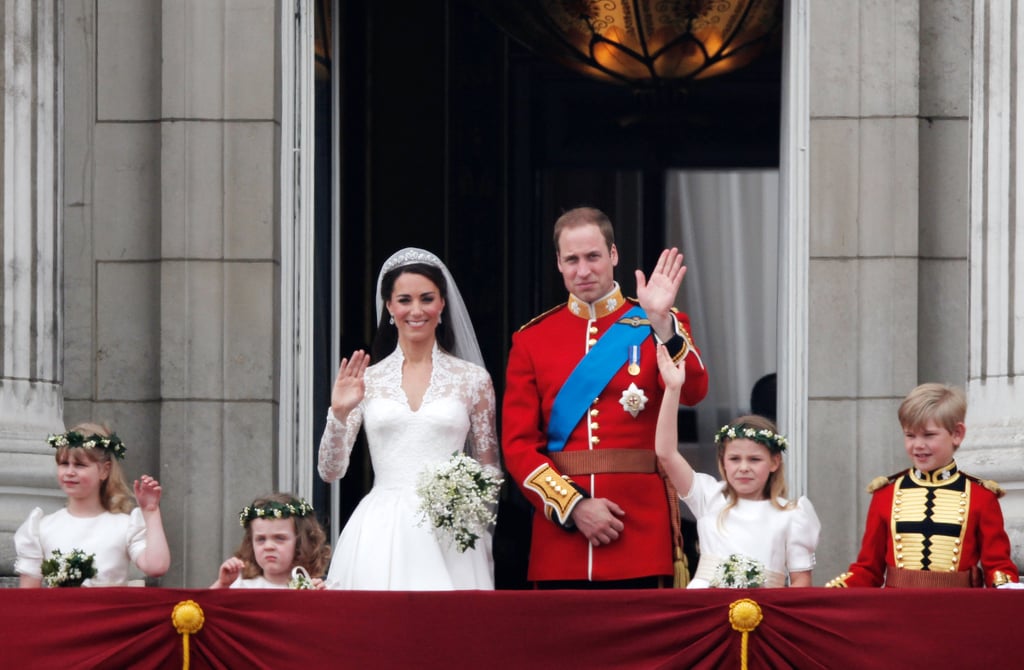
[710,554,767,589]
[41,548,97,587]
[416,452,503,553]
[288,566,315,590]
[714,424,788,454]
[48,430,127,460]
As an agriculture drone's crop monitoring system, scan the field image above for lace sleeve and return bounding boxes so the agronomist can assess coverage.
[317,406,363,482]
[465,366,499,470]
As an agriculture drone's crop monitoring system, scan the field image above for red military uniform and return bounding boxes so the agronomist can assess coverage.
[502,285,708,582]
[826,461,1020,588]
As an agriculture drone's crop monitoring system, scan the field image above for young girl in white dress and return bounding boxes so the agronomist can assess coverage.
[210,493,331,589]
[655,345,820,588]
[319,247,499,590]
[14,422,171,587]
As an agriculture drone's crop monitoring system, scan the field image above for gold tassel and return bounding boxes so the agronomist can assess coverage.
[660,465,688,588]
[172,600,205,670]
[673,546,690,588]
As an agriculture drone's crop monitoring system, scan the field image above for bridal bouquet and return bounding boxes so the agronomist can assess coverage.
[41,548,97,587]
[416,452,503,552]
[710,554,766,588]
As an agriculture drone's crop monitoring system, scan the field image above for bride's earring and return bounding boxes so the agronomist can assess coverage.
[438,314,443,325]
[389,314,395,325]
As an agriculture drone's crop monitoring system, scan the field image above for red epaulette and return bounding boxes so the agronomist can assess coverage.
[517,303,566,332]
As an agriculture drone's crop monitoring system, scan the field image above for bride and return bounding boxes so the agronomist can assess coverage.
[318,248,499,589]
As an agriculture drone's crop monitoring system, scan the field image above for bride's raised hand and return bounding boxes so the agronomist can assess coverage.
[331,350,370,419]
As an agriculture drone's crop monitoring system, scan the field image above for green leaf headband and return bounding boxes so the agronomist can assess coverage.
[48,430,127,460]
[713,424,788,454]
[239,498,315,528]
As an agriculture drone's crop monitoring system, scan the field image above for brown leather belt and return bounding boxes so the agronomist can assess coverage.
[549,449,657,475]
[550,448,686,586]
[884,566,979,588]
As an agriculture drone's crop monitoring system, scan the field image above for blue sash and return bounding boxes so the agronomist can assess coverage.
[547,306,650,452]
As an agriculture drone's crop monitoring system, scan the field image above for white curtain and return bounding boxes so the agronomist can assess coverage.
[665,170,780,453]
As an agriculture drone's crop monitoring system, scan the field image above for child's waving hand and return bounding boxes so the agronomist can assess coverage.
[656,343,686,390]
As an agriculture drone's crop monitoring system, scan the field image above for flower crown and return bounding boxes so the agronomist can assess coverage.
[48,430,127,460]
[714,424,788,454]
[239,497,314,528]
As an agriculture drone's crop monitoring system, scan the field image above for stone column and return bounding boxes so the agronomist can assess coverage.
[0,0,65,576]
[806,0,922,582]
[157,0,279,586]
[962,0,1024,565]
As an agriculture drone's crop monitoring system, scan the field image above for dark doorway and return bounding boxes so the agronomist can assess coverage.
[313,0,782,589]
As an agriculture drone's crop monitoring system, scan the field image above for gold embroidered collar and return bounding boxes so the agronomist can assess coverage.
[909,461,959,485]
[567,284,625,320]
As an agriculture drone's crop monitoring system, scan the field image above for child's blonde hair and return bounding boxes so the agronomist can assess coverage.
[236,492,331,579]
[53,422,134,514]
[716,415,791,525]
[897,383,966,438]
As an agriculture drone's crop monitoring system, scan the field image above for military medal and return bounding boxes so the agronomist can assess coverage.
[627,344,640,376]
[619,382,648,418]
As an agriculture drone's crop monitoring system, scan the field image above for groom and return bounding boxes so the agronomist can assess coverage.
[502,206,708,588]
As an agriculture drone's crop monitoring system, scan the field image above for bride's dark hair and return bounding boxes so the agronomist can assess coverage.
[372,262,455,361]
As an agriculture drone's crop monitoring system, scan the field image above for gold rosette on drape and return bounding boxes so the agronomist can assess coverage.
[728,598,764,670]
[171,600,205,670]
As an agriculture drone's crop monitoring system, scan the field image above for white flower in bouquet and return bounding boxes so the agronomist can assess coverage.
[710,554,767,588]
[41,548,97,587]
[416,452,503,553]
[288,566,315,590]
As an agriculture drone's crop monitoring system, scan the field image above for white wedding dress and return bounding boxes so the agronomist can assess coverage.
[318,344,499,590]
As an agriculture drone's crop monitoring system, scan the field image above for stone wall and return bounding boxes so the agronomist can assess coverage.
[806,0,927,582]
[57,0,281,587]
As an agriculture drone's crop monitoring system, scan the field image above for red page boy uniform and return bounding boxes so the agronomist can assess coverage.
[826,462,1020,588]
[502,284,708,583]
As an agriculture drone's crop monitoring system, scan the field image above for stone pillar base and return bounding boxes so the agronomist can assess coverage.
[0,381,66,575]
[961,380,1024,569]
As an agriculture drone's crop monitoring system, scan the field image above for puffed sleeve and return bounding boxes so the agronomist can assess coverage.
[126,507,148,563]
[14,507,45,578]
[786,496,821,573]
[317,405,363,482]
[680,472,721,519]
[465,364,499,471]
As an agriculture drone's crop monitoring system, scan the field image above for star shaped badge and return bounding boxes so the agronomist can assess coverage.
[619,383,648,418]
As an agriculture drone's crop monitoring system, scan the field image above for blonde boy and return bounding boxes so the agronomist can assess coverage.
[827,383,1021,588]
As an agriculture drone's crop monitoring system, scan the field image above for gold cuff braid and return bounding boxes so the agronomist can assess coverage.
[524,464,582,526]
[992,570,1013,587]
[824,572,853,588]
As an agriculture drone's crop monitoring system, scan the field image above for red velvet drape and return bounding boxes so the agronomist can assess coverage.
[1,588,1014,669]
